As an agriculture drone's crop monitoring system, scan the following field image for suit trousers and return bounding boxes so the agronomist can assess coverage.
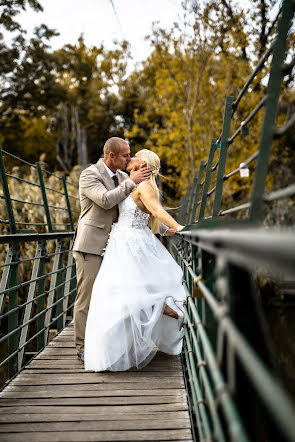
[73,251,103,353]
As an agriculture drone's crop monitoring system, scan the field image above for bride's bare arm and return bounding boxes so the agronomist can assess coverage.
[138,181,183,231]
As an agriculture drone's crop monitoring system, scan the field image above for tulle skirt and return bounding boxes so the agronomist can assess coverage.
[84,223,186,371]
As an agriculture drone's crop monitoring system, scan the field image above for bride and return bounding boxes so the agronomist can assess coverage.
[84,149,186,372]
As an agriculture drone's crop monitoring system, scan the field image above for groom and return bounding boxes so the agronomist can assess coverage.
[72,137,154,361]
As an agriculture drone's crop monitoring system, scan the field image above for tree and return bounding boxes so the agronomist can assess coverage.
[51,37,131,169]
[0,1,66,161]
[0,0,131,170]
[123,0,254,203]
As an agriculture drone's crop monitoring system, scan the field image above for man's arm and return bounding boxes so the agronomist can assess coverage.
[80,165,153,210]
[80,167,135,210]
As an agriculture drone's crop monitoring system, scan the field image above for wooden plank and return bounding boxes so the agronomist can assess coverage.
[0,411,189,423]
[0,322,192,441]
[0,395,187,406]
[24,362,181,371]
[24,366,182,373]
[16,370,182,378]
[0,429,193,441]
[0,419,191,432]
[5,382,185,391]
[0,403,189,414]
[46,339,74,343]
[37,348,180,358]
[37,348,77,354]
[29,362,182,368]
[12,375,184,385]
[35,355,78,360]
[1,389,185,399]
[47,339,77,351]
[22,368,181,374]
[26,360,181,368]
[33,357,181,366]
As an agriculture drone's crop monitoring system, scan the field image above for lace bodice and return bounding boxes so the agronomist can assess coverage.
[118,194,150,229]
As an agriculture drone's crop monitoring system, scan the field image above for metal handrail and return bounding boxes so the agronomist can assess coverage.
[0,232,77,382]
[0,149,79,384]
[174,1,295,440]
[172,225,295,441]
[0,149,79,233]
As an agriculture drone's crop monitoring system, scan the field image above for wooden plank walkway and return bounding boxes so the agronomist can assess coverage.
[0,323,192,441]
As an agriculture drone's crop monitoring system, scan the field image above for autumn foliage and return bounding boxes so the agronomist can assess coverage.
[0,0,294,214]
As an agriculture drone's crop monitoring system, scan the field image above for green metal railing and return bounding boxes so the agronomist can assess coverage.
[0,149,79,385]
[173,1,295,441]
[0,3,294,441]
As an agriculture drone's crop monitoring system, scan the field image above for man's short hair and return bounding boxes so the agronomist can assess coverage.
[103,137,128,158]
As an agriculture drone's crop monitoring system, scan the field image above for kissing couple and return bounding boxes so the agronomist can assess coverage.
[72,137,186,371]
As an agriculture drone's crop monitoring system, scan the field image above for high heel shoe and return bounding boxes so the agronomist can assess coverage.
[175,302,187,330]
[165,297,187,330]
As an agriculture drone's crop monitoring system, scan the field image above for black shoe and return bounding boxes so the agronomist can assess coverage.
[77,351,84,363]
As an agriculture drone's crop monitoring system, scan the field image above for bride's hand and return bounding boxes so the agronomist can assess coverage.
[176,225,185,232]
[164,228,177,236]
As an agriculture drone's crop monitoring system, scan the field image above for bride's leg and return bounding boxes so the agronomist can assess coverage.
[163,304,179,319]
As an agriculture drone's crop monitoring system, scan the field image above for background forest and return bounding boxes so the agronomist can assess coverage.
[0,0,294,211]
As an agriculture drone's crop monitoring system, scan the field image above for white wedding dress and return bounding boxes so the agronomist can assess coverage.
[84,194,186,372]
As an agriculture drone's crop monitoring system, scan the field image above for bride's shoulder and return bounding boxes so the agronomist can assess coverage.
[137,180,155,195]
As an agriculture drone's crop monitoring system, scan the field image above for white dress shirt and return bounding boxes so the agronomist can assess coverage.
[102,161,118,179]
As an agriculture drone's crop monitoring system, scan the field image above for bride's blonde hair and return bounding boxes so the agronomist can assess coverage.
[135,149,161,234]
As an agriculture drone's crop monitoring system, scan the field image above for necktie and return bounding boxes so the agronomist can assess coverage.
[112,175,119,187]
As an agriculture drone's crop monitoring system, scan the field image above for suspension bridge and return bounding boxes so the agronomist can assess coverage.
[0,0,295,440]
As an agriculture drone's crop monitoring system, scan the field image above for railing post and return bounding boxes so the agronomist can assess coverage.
[7,243,20,378]
[36,162,53,232]
[44,239,64,344]
[179,191,190,225]
[212,96,234,217]
[201,250,216,347]
[0,150,16,234]
[56,240,65,332]
[62,239,75,328]
[190,160,205,224]
[36,240,47,351]
[176,196,185,223]
[185,177,197,225]
[249,0,294,223]
[199,140,216,221]
[226,262,281,441]
[0,252,14,323]
[182,184,193,225]
[18,241,44,369]
[69,252,77,318]
[62,175,75,231]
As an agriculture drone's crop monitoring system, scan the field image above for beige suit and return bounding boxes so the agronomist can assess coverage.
[73,158,136,352]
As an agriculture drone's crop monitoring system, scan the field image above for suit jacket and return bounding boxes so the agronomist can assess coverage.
[73,159,136,255]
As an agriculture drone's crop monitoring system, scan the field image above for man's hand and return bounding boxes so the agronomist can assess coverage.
[130,164,152,185]
[164,228,177,236]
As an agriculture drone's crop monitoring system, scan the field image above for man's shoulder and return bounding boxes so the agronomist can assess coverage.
[80,163,101,178]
